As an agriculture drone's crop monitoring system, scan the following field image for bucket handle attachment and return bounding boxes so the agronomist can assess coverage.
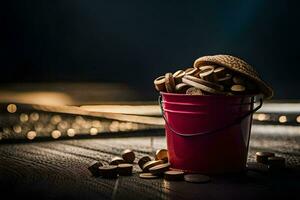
[158,95,263,137]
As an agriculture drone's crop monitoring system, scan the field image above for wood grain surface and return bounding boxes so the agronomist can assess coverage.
[1,129,299,200]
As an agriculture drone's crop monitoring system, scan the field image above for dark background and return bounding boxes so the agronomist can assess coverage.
[0,0,299,99]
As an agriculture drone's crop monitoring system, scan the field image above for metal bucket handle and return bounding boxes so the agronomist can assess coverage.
[158,95,263,137]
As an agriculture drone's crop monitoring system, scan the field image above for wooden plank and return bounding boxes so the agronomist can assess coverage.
[1,134,300,199]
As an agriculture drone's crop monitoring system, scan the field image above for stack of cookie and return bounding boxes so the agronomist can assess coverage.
[154,55,273,99]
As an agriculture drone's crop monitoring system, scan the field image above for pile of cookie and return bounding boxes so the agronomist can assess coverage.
[138,149,197,181]
[154,54,274,97]
[88,149,210,183]
[154,66,256,95]
[88,149,286,182]
[88,149,136,178]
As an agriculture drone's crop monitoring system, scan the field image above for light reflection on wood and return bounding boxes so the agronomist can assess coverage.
[32,104,164,126]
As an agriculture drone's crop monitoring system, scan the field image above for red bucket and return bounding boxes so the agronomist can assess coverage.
[160,92,262,174]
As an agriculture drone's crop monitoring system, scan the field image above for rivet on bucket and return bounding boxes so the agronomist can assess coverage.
[159,93,262,174]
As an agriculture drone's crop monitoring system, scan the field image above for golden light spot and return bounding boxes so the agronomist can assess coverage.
[97,126,104,133]
[83,121,92,129]
[27,131,36,140]
[126,122,133,130]
[109,121,120,132]
[296,116,300,123]
[7,104,17,113]
[58,121,68,131]
[90,127,98,135]
[111,121,119,126]
[13,125,22,133]
[119,122,127,131]
[92,120,102,128]
[109,126,118,132]
[67,128,76,137]
[51,130,61,139]
[75,116,85,124]
[257,114,267,121]
[51,115,62,125]
[279,115,287,123]
[30,112,39,121]
[71,123,80,129]
[131,123,139,130]
[20,113,29,122]
[45,124,55,132]
[34,122,44,131]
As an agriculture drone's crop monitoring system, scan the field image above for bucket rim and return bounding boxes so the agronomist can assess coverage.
[161,100,254,107]
[160,92,261,99]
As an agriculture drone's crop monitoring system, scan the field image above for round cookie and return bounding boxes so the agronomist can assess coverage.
[183,77,223,94]
[154,76,166,92]
[165,73,176,93]
[183,75,224,93]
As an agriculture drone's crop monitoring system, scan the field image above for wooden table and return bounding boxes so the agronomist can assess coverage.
[0,126,299,199]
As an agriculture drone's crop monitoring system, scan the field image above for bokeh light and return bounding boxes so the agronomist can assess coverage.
[51,130,61,139]
[20,113,29,122]
[51,115,62,125]
[67,128,76,137]
[296,116,300,123]
[13,125,22,133]
[30,112,39,121]
[7,104,17,113]
[27,131,36,140]
[279,115,287,123]
[89,127,98,135]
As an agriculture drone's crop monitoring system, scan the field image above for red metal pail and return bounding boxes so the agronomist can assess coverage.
[160,92,262,174]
